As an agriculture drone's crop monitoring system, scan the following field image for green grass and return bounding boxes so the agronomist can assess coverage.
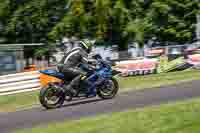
[16,98,200,133]
[119,70,200,91]
[1,70,200,112]
[0,91,39,112]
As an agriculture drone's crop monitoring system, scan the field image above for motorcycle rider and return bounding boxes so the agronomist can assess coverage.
[57,39,93,96]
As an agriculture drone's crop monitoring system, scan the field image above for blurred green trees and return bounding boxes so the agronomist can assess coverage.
[0,0,199,52]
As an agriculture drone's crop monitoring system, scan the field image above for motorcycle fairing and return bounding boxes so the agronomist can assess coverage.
[39,70,65,80]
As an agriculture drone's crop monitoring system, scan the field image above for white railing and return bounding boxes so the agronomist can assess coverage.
[0,71,41,96]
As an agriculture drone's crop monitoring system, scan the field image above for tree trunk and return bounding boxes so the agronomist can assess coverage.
[118,40,128,51]
[136,42,144,57]
[118,37,129,59]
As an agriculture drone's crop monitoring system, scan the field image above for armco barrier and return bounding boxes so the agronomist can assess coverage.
[0,71,41,96]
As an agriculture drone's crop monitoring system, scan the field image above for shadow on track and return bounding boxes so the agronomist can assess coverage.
[41,97,106,111]
[63,98,104,107]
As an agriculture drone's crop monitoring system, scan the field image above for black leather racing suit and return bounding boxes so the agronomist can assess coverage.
[58,47,89,92]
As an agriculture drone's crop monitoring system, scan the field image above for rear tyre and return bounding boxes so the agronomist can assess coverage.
[97,77,119,99]
[39,84,66,109]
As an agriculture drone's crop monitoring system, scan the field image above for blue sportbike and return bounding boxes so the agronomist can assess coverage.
[39,54,120,109]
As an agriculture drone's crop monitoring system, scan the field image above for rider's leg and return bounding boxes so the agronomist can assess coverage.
[68,75,82,93]
[64,68,86,95]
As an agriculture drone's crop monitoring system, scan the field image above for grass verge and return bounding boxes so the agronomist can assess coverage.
[1,70,200,112]
[0,91,39,112]
[119,70,200,91]
[16,98,200,133]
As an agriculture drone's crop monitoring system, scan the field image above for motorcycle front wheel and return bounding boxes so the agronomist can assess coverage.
[39,84,66,109]
[97,77,119,99]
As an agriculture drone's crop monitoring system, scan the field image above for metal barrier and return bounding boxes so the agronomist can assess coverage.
[0,71,41,96]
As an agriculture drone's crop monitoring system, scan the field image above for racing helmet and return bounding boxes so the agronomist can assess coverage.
[79,39,93,53]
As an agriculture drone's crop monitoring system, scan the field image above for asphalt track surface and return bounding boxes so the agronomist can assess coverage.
[1,80,200,133]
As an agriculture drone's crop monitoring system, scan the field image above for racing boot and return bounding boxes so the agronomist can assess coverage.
[63,84,76,96]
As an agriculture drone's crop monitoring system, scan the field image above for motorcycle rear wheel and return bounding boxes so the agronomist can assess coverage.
[39,84,66,109]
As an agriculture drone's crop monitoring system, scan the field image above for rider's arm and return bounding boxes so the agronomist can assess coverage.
[78,51,97,71]
[78,50,88,64]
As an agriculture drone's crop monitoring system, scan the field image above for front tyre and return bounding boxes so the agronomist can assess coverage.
[39,84,65,109]
[97,77,119,99]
